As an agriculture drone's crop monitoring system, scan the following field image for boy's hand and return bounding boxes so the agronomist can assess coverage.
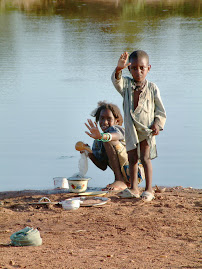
[116,51,131,71]
[151,123,160,136]
[85,119,102,140]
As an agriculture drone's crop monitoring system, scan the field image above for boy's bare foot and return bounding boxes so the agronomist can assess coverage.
[102,181,128,191]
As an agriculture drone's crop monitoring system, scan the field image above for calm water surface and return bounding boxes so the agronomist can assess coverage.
[0,0,201,191]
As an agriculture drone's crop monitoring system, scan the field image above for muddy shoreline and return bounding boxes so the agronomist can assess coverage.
[0,187,201,269]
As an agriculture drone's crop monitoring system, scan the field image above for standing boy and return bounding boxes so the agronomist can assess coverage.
[111,51,166,201]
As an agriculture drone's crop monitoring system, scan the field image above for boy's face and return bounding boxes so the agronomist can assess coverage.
[128,57,151,83]
[99,108,118,132]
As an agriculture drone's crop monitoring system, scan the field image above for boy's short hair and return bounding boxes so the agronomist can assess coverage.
[91,101,123,126]
[129,50,149,64]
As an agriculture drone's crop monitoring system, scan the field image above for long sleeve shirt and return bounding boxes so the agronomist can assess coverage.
[111,69,166,159]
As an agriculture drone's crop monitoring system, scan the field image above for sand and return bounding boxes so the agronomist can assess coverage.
[0,187,201,269]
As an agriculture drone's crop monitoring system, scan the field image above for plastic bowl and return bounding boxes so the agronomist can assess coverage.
[67,177,91,193]
[61,198,82,210]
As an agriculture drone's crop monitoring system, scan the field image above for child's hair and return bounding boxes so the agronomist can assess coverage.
[91,101,123,126]
[129,50,149,64]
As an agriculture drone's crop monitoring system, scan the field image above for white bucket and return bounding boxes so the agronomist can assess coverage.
[53,177,69,189]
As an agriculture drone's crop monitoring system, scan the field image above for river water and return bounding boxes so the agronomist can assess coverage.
[0,0,201,191]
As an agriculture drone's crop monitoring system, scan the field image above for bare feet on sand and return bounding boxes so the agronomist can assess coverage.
[102,180,129,191]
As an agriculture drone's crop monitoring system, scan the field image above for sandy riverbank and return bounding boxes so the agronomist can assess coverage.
[0,187,201,269]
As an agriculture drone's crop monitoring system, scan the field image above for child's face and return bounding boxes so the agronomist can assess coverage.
[99,108,118,132]
[128,57,151,83]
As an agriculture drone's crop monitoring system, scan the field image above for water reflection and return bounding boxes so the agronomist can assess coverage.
[0,0,201,18]
[0,0,201,191]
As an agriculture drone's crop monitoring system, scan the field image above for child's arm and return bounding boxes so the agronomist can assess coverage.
[112,52,131,96]
[150,121,160,136]
[85,119,122,141]
[115,51,131,79]
[88,152,108,171]
[84,119,109,171]
[85,120,102,140]
[79,142,108,171]
[151,85,166,135]
[84,120,122,170]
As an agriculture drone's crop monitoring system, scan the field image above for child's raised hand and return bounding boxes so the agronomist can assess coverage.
[117,51,131,71]
[85,119,102,140]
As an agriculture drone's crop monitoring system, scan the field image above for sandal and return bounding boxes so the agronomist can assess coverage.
[117,188,140,198]
[140,191,155,202]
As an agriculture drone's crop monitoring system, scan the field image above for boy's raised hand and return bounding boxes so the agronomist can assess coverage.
[116,51,131,71]
[85,119,102,140]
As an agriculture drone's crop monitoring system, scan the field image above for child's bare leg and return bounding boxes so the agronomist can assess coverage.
[140,140,153,193]
[127,148,139,195]
[102,141,128,191]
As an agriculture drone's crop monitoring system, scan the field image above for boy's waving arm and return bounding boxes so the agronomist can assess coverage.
[115,51,131,79]
[111,52,130,96]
